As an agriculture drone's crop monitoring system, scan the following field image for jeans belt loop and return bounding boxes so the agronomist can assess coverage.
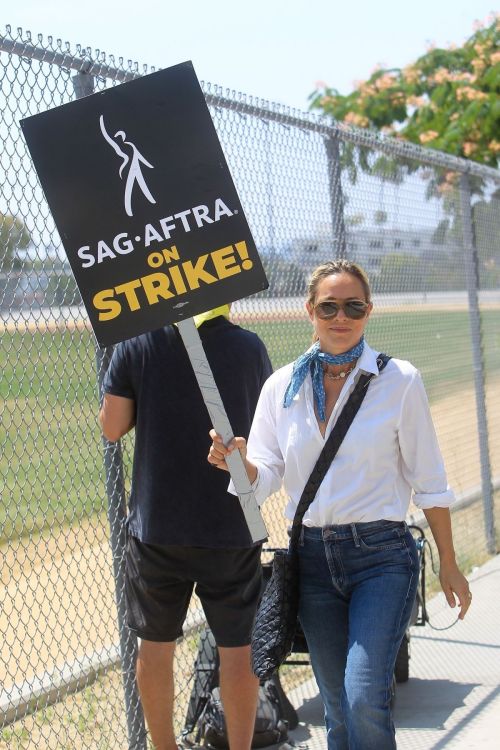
[351,522,361,548]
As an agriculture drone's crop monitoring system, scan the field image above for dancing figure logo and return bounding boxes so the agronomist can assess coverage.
[99,115,157,217]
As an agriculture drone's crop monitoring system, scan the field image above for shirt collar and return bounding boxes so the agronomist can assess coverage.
[355,341,380,376]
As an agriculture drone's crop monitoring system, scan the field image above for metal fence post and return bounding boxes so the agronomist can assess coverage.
[459,173,496,554]
[96,348,148,750]
[72,70,147,749]
[324,134,346,258]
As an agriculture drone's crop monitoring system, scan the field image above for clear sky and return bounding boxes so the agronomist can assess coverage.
[6,0,495,112]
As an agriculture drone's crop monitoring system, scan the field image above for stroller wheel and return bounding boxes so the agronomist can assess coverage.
[394,633,410,683]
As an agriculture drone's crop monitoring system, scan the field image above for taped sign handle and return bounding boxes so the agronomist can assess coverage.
[176,318,268,543]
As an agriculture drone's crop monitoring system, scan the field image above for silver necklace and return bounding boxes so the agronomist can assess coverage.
[323,364,355,381]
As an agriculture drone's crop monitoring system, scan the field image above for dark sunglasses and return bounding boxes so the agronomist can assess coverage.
[314,299,370,320]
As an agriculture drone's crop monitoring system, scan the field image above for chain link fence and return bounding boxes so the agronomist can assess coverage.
[1,24,499,750]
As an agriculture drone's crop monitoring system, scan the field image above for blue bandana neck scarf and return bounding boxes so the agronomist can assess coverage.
[283,336,365,422]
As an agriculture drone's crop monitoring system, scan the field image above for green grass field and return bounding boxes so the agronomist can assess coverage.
[1,309,499,544]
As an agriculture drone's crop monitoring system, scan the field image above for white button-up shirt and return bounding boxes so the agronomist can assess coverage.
[238,342,454,525]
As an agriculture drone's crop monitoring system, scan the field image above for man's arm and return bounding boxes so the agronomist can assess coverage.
[99,393,136,442]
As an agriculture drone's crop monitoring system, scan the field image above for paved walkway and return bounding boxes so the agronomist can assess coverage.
[286,553,500,749]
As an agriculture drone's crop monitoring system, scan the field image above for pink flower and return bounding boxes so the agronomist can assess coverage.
[359,83,377,97]
[374,72,397,90]
[407,95,426,107]
[419,130,439,144]
[471,58,486,74]
[344,112,370,127]
[463,142,477,156]
[432,68,451,84]
[402,66,420,85]
[456,87,487,102]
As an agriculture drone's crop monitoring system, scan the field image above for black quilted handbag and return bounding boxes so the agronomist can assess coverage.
[251,355,391,680]
[251,548,299,680]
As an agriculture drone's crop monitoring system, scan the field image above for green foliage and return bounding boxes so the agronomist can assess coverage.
[310,15,500,168]
[0,212,31,269]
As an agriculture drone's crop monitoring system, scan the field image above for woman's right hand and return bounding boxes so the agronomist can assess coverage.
[208,429,248,472]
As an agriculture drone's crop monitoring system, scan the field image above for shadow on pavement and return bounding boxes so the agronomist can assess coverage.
[394,678,478,728]
[288,679,480,737]
[288,693,323,745]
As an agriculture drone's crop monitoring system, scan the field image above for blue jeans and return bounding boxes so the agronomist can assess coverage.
[298,521,419,750]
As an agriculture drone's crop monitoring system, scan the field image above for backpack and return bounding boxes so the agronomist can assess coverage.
[183,627,297,748]
[200,681,289,749]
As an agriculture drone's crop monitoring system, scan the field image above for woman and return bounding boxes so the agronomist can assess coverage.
[208,259,471,750]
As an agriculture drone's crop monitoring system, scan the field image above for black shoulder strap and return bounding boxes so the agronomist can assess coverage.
[289,354,391,549]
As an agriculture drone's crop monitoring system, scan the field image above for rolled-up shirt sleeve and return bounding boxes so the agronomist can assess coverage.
[103,342,134,399]
[398,370,455,509]
[229,376,285,506]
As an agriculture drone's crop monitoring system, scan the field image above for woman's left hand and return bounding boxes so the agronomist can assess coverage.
[439,559,472,620]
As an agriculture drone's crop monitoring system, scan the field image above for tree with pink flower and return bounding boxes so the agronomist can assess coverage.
[310,14,499,168]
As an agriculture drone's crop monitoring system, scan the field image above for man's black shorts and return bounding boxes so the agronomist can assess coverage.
[125,535,262,647]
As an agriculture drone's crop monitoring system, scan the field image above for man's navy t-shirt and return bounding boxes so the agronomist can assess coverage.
[103,317,272,548]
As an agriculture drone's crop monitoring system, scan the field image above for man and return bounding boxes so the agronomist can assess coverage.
[99,304,272,750]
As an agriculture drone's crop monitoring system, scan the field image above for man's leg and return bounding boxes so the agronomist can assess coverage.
[195,545,262,748]
[218,644,259,750]
[125,537,194,749]
[136,639,177,750]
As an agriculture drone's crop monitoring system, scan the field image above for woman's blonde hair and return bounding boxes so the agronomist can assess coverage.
[307,259,371,305]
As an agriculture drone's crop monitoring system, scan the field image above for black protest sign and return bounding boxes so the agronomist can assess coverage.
[21,62,268,347]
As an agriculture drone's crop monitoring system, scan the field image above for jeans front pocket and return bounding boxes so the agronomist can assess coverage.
[359,525,406,552]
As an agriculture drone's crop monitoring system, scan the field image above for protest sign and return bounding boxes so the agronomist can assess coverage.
[21,61,269,541]
[21,61,268,346]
